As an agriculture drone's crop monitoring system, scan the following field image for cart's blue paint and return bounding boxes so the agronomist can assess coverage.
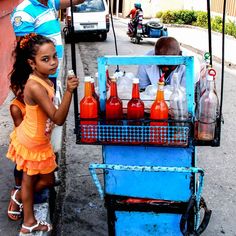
[89,56,204,235]
[115,212,182,236]
[103,146,194,201]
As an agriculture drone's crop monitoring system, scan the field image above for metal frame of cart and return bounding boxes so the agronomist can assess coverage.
[74,55,212,235]
[70,0,226,234]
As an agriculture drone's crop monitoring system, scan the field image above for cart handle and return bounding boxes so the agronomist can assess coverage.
[89,163,204,200]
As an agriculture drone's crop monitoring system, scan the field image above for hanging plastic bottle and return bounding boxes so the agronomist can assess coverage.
[80,76,98,143]
[169,73,188,124]
[106,76,123,123]
[150,74,169,144]
[127,78,144,124]
[197,70,219,141]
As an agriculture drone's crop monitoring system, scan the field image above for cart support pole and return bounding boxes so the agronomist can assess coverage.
[70,0,79,133]
[206,0,213,66]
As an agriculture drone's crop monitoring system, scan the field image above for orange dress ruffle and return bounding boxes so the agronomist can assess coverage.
[7,75,57,176]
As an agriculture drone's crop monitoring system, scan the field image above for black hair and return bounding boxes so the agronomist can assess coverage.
[9,34,54,94]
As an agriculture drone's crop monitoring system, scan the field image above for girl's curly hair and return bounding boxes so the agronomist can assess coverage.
[9,33,54,94]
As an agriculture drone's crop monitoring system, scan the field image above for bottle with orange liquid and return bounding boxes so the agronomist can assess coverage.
[127,78,144,124]
[106,76,123,123]
[90,77,100,112]
[80,76,98,143]
[150,74,169,144]
[127,78,144,144]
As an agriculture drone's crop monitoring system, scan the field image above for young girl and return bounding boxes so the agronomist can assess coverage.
[7,83,25,221]
[7,33,79,234]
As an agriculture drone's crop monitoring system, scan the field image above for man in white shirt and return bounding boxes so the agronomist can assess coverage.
[137,36,200,90]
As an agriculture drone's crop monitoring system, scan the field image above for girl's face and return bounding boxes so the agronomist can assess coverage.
[30,42,58,77]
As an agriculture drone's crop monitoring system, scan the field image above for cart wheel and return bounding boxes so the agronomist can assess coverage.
[146,21,163,29]
[132,37,141,44]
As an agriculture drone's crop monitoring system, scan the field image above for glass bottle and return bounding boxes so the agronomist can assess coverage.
[199,52,211,95]
[197,72,218,141]
[150,74,169,144]
[80,76,98,143]
[169,73,188,124]
[127,78,144,144]
[106,77,123,123]
[127,78,144,124]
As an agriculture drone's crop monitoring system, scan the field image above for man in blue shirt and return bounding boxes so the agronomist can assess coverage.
[137,36,200,90]
[11,0,84,87]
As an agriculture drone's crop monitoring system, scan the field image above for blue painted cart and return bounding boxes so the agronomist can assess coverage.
[75,55,213,235]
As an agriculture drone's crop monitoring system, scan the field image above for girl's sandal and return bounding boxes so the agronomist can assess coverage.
[7,189,23,221]
[20,221,52,234]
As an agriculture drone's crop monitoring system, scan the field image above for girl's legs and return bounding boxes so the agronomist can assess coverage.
[21,171,55,233]
[7,166,23,220]
[14,166,23,188]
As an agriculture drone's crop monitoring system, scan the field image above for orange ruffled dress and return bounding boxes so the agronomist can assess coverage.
[10,98,26,118]
[7,75,57,176]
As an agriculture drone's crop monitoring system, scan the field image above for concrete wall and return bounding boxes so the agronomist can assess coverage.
[0,0,22,105]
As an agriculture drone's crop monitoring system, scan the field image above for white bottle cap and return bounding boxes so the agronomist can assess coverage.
[133,78,139,84]
[84,76,92,82]
[110,76,117,82]
[68,70,75,77]
[207,74,214,81]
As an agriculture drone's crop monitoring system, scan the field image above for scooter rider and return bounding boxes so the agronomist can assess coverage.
[127,3,143,37]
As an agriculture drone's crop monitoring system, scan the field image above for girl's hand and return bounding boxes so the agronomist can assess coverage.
[66,76,79,93]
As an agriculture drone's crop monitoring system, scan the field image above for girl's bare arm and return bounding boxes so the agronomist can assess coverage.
[24,77,79,126]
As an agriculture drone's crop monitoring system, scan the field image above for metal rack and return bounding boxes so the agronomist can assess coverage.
[73,55,212,235]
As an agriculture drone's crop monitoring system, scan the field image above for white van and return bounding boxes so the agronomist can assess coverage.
[64,0,110,42]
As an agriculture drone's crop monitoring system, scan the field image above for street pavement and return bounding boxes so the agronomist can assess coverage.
[0,20,236,235]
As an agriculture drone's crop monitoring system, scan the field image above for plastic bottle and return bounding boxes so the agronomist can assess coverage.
[127,78,144,124]
[169,73,188,125]
[197,71,218,141]
[80,76,98,143]
[150,74,169,144]
[106,76,123,123]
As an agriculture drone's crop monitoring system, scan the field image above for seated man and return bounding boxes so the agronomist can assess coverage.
[137,36,200,90]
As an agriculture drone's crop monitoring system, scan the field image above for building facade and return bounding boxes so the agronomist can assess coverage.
[109,0,235,19]
[0,0,22,105]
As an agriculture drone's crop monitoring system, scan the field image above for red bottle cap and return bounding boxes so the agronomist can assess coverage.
[159,73,165,83]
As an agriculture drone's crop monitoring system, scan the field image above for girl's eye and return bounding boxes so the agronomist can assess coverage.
[53,54,58,59]
[42,57,49,62]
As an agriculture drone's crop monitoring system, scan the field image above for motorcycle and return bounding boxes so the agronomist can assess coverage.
[128,20,168,44]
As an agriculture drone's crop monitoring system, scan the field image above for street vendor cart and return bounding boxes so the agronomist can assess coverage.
[69,0,226,234]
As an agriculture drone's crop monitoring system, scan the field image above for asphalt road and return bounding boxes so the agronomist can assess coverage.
[1,18,236,236]
[53,19,236,236]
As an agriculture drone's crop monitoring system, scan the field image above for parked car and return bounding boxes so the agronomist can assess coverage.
[63,0,110,43]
